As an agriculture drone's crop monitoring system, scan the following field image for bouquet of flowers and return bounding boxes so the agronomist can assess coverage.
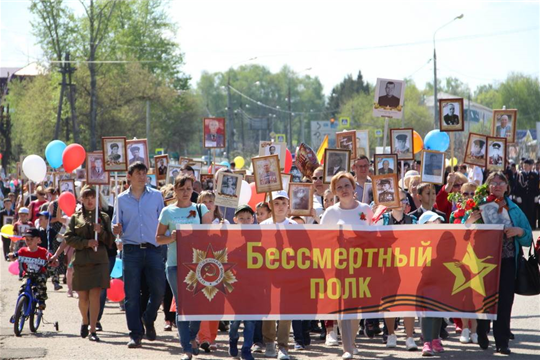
[447,184,490,224]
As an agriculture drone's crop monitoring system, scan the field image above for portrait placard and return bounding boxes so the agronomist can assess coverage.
[323,149,351,184]
[126,139,149,168]
[203,117,226,148]
[146,174,157,188]
[102,136,128,172]
[491,109,517,143]
[201,174,214,191]
[390,128,414,161]
[155,154,169,182]
[59,179,75,195]
[372,174,400,209]
[439,98,464,132]
[479,202,512,227]
[259,141,286,170]
[374,154,397,176]
[3,216,14,225]
[420,150,445,185]
[486,137,506,171]
[167,165,182,184]
[336,130,357,159]
[289,183,313,216]
[75,169,86,182]
[464,133,487,168]
[86,152,109,185]
[215,172,243,208]
[252,155,283,194]
[356,130,370,159]
[281,173,292,194]
[373,78,406,119]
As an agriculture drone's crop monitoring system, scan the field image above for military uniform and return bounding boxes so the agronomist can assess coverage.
[443,114,459,125]
[378,190,395,203]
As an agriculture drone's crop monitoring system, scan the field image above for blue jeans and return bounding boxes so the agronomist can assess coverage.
[123,244,166,340]
[253,320,263,345]
[167,266,200,353]
[98,254,116,322]
[230,320,255,358]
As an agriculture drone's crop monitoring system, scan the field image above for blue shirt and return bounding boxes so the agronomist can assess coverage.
[159,203,209,267]
[112,186,164,246]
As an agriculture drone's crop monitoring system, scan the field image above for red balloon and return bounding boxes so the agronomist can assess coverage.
[58,192,76,216]
[248,182,266,210]
[284,149,293,173]
[62,143,86,173]
[107,279,125,302]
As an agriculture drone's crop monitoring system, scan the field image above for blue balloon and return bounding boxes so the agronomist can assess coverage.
[45,140,67,169]
[110,258,123,278]
[220,160,230,168]
[424,130,450,152]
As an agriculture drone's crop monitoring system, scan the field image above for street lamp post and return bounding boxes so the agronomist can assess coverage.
[433,14,464,128]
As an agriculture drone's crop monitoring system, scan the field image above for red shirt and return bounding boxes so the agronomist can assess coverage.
[16,246,51,274]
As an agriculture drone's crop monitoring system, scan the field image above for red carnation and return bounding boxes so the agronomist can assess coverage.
[453,219,462,224]
[465,199,476,211]
[454,209,466,218]
[360,212,366,221]
[486,194,497,203]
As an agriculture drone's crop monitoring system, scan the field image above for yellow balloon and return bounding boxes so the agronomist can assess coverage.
[445,157,458,167]
[234,156,245,169]
[1,224,14,236]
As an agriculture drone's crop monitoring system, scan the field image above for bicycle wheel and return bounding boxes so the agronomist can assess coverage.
[14,296,28,337]
[29,303,42,333]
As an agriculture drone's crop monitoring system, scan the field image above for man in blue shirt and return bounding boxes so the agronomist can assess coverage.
[113,162,165,348]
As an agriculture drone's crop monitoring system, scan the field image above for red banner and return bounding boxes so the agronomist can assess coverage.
[176,225,503,321]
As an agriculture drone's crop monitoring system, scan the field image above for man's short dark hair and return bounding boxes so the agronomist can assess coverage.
[386,81,395,86]
[128,161,148,175]
[417,183,431,195]
[355,155,369,163]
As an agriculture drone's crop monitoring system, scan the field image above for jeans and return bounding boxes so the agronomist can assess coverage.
[167,265,200,353]
[123,244,166,340]
[98,254,116,322]
[230,320,255,357]
[253,321,263,345]
[292,320,311,346]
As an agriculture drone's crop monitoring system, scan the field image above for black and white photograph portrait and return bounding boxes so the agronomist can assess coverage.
[390,128,414,161]
[323,149,351,184]
[479,202,512,227]
[259,141,286,170]
[373,174,400,209]
[487,137,506,171]
[421,150,445,184]
[102,136,128,172]
[464,133,487,168]
[215,172,243,208]
[289,183,313,216]
[373,78,406,119]
[59,179,75,194]
[374,154,397,176]
[127,139,149,168]
[439,98,464,132]
[201,174,214,191]
[168,165,182,184]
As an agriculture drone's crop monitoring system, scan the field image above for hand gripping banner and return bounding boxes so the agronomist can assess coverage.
[176,224,503,321]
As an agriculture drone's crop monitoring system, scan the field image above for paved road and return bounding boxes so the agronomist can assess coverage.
[1,234,539,359]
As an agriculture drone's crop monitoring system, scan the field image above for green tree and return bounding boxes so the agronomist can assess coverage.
[498,73,540,130]
[327,71,370,116]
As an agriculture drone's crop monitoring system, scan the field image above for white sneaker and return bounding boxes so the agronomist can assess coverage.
[277,348,290,360]
[406,337,418,351]
[265,342,276,358]
[471,332,478,344]
[386,334,397,348]
[459,328,471,343]
[325,330,339,346]
[252,343,264,353]
[342,352,353,359]
[352,347,359,355]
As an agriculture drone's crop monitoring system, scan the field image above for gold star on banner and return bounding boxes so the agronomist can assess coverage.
[183,244,236,301]
[444,244,497,296]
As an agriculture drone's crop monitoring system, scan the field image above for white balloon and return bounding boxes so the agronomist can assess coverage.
[22,155,47,183]
[238,180,252,205]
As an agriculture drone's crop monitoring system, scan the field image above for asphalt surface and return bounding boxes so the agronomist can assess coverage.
[1,233,539,360]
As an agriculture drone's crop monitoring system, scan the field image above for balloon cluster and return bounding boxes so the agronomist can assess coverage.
[22,140,87,216]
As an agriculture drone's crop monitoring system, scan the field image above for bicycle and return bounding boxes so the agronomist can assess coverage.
[10,276,44,337]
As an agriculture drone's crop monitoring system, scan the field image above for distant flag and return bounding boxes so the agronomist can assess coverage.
[316,135,328,164]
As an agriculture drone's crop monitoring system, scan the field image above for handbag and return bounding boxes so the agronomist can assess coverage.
[515,242,540,296]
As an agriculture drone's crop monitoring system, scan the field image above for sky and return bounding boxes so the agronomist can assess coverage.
[1,0,539,95]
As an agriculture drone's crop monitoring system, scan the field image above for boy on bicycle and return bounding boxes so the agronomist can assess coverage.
[8,228,56,310]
